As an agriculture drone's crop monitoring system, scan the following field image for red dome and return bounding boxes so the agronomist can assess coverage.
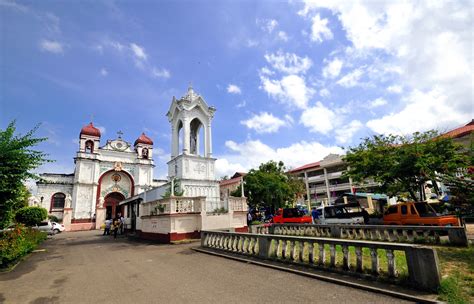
[134,133,153,146]
[80,122,101,137]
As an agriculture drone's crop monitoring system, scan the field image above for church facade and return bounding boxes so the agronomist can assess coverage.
[34,124,162,229]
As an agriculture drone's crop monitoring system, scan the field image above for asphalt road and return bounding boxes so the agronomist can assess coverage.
[0,231,412,304]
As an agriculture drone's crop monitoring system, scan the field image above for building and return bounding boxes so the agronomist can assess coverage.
[289,154,378,206]
[118,86,248,242]
[33,124,165,230]
[219,172,246,200]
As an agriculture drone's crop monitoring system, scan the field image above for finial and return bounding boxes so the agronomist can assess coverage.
[117,130,123,139]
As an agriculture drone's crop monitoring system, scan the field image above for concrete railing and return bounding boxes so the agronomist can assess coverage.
[228,196,247,212]
[201,230,441,291]
[252,224,468,246]
[144,196,205,215]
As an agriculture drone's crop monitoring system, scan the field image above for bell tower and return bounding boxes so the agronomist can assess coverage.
[166,85,217,183]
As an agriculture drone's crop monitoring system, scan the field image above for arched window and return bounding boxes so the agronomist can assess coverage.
[142,148,149,159]
[85,140,94,153]
[52,193,66,210]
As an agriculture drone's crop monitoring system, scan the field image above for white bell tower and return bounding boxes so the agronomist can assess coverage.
[166,86,218,185]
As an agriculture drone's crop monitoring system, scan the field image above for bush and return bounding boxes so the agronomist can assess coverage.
[15,206,47,226]
[48,215,60,223]
[0,224,47,268]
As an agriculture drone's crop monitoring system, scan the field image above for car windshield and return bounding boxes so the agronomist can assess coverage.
[283,208,304,218]
[414,203,437,217]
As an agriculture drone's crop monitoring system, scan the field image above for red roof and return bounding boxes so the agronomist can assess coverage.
[134,133,153,146]
[220,176,242,186]
[442,120,474,139]
[288,161,320,173]
[80,122,101,137]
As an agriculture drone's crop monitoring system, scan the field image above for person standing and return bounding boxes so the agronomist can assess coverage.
[311,207,319,224]
[103,218,112,236]
[113,216,120,239]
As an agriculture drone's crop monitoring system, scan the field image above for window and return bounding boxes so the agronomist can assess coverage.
[85,140,94,153]
[52,193,65,209]
[410,205,417,215]
[401,205,407,215]
[142,148,149,159]
[385,205,398,215]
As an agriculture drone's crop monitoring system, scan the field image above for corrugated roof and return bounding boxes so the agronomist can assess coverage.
[441,119,474,139]
[288,161,320,173]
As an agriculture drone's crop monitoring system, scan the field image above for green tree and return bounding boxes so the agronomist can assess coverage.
[343,130,468,202]
[0,121,50,228]
[161,178,184,198]
[231,161,304,210]
[15,206,48,226]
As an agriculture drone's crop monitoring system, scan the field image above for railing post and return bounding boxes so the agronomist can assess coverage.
[405,247,441,291]
[447,228,468,246]
[258,236,269,259]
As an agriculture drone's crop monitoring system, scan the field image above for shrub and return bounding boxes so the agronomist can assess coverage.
[48,215,60,223]
[0,224,47,268]
[15,206,47,226]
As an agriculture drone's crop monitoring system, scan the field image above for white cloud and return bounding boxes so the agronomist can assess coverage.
[100,68,108,76]
[130,43,147,61]
[264,51,313,74]
[300,102,337,134]
[227,84,242,94]
[368,97,387,108]
[337,68,363,87]
[39,39,63,54]
[319,88,330,97]
[301,1,472,132]
[260,67,274,76]
[310,13,333,43]
[241,112,288,134]
[259,19,278,33]
[236,100,246,108]
[322,58,343,78]
[366,89,470,135]
[215,139,344,177]
[277,31,289,41]
[151,67,170,79]
[387,85,402,94]
[260,74,314,110]
[335,120,363,144]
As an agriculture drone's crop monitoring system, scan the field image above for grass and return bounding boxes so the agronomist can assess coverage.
[436,245,474,304]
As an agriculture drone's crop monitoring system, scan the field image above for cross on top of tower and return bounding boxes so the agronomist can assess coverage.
[117,130,123,139]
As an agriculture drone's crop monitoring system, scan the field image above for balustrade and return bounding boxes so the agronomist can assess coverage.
[201,230,441,291]
[256,223,467,246]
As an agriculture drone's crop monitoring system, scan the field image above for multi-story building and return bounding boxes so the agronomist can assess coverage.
[219,172,246,200]
[289,154,378,206]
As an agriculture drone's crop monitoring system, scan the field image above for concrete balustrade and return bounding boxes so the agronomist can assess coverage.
[252,223,468,246]
[201,230,441,291]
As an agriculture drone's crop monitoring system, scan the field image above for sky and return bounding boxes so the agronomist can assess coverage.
[1,0,473,182]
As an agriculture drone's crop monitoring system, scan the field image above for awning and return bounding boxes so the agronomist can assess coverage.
[119,195,143,206]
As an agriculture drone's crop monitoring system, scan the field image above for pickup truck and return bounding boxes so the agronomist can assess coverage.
[383,202,459,226]
[272,208,312,224]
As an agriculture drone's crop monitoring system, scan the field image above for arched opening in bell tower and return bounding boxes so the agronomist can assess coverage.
[177,120,183,154]
[190,118,204,156]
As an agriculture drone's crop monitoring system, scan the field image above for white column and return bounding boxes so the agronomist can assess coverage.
[206,121,212,157]
[324,168,331,204]
[183,118,190,154]
[171,125,178,158]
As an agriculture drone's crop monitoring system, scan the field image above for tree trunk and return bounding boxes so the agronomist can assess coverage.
[408,188,418,202]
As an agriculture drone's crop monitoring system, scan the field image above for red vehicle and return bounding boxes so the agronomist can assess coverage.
[272,208,312,224]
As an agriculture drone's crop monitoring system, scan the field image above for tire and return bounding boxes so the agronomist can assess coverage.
[53,229,60,234]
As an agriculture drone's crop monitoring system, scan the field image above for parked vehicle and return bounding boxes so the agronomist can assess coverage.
[51,222,65,234]
[33,221,54,235]
[315,203,365,224]
[273,208,312,224]
[383,202,460,226]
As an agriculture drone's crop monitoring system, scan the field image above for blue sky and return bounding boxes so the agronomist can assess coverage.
[1,0,472,181]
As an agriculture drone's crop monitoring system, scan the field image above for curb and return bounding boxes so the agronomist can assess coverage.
[193,247,442,304]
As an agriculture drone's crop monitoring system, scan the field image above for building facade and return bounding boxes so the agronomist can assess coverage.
[289,154,378,206]
[34,124,162,229]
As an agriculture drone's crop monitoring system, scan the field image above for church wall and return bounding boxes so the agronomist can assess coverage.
[36,183,73,219]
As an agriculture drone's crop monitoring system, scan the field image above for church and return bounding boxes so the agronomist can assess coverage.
[33,86,248,235]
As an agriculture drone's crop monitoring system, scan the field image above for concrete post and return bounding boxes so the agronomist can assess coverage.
[405,247,441,291]
[241,176,244,197]
[367,194,374,210]
[63,207,73,231]
[257,236,269,259]
[447,228,468,246]
[343,196,348,204]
